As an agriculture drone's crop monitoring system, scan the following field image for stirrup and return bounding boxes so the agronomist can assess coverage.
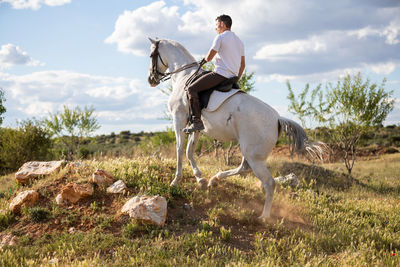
[183,121,204,134]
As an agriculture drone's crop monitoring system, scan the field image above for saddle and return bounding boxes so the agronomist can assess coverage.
[191,71,241,109]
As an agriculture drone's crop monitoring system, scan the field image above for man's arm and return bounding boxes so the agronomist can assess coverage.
[205,49,217,62]
[238,56,246,79]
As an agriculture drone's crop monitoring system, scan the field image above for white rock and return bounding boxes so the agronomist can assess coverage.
[91,169,114,187]
[274,173,299,188]
[55,193,65,205]
[107,180,127,194]
[121,195,167,226]
[15,161,64,184]
[9,190,39,213]
[0,233,18,250]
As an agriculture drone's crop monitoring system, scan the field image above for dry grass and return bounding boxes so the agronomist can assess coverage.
[0,152,399,266]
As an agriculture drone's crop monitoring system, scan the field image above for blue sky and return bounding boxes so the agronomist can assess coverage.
[1,0,399,134]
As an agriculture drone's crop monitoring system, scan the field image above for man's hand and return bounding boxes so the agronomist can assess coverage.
[199,58,207,66]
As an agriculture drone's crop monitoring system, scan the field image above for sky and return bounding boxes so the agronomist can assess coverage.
[0,0,399,135]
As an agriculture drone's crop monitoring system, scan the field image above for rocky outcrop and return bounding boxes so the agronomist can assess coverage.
[57,183,94,204]
[274,173,299,188]
[0,233,18,250]
[15,161,64,184]
[106,180,127,194]
[9,190,39,213]
[66,161,83,174]
[121,195,167,226]
[91,169,114,188]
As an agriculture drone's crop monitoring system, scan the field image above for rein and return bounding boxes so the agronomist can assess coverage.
[150,40,205,83]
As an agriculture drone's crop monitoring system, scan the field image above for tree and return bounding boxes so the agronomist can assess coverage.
[44,105,100,160]
[287,72,394,174]
[0,88,6,126]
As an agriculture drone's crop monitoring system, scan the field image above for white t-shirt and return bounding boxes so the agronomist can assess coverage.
[210,31,244,78]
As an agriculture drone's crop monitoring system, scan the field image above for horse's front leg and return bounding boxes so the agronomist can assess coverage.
[186,132,207,189]
[170,118,186,187]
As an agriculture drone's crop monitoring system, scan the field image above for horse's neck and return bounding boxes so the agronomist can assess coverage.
[164,43,197,86]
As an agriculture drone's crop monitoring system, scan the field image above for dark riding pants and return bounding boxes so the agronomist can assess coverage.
[187,72,227,100]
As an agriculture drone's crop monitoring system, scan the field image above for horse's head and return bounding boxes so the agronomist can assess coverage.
[147,38,169,87]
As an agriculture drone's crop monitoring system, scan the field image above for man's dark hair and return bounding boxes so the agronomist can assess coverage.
[216,14,232,29]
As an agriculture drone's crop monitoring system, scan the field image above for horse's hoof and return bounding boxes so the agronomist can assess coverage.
[257,215,270,221]
[197,178,207,190]
[170,180,179,187]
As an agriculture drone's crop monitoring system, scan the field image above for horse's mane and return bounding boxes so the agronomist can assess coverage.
[161,39,196,62]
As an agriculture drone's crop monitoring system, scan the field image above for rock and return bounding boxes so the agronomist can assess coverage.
[183,202,193,210]
[106,180,127,194]
[15,161,64,184]
[48,258,59,265]
[274,173,299,188]
[59,183,93,204]
[204,198,212,204]
[91,169,114,187]
[121,195,167,226]
[55,193,65,205]
[66,161,83,174]
[0,233,18,250]
[9,190,39,213]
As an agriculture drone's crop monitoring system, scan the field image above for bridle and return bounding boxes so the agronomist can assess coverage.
[149,40,204,84]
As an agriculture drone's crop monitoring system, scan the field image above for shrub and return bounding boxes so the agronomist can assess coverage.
[0,211,14,230]
[220,226,231,241]
[24,207,51,223]
[0,119,52,172]
[78,147,91,159]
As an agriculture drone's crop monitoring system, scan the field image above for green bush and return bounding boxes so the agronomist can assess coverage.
[23,207,51,223]
[0,119,53,172]
[0,211,14,230]
[78,147,91,159]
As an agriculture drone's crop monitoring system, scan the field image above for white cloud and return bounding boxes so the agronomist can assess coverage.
[105,1,183,56]
[257,67,363,84]
[2,0,71,10]
[106,0,400,83]
[254,36,327,60]
[349,19,400,45]
[0,44,43,69]
[0,70,167,132]
[368,62,397,75]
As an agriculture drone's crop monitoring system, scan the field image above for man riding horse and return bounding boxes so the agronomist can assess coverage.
[183,14,246,134]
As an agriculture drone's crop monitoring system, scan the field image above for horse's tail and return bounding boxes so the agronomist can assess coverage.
[278,117,327,159]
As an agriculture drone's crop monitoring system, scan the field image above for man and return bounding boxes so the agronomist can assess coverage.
[183,14,245,134]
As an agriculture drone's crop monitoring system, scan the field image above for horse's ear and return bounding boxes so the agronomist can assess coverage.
[148,37,156,44]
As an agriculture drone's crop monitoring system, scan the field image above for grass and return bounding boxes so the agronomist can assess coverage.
[0,153,399,265]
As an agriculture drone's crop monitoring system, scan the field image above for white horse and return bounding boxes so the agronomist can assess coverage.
[147,38,316,219]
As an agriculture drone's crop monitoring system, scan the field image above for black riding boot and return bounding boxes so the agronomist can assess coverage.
[183,97,204,134]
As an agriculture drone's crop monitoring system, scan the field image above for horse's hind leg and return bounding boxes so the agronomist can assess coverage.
[246,158,275,219]
[207,157,252,188]
[186,132,207,189]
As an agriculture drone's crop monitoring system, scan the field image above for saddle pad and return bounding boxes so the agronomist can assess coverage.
[204,89,242,112]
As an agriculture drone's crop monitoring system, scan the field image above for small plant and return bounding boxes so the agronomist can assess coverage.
[96,214,113,230]
[122,221,144,238]
[25,207,51,223]
[220,226,231,242]
[235,208,255,225]
[62,213,79,226]
[89,201,100,212]
[0,211,14,230]
[200,220,211,232]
